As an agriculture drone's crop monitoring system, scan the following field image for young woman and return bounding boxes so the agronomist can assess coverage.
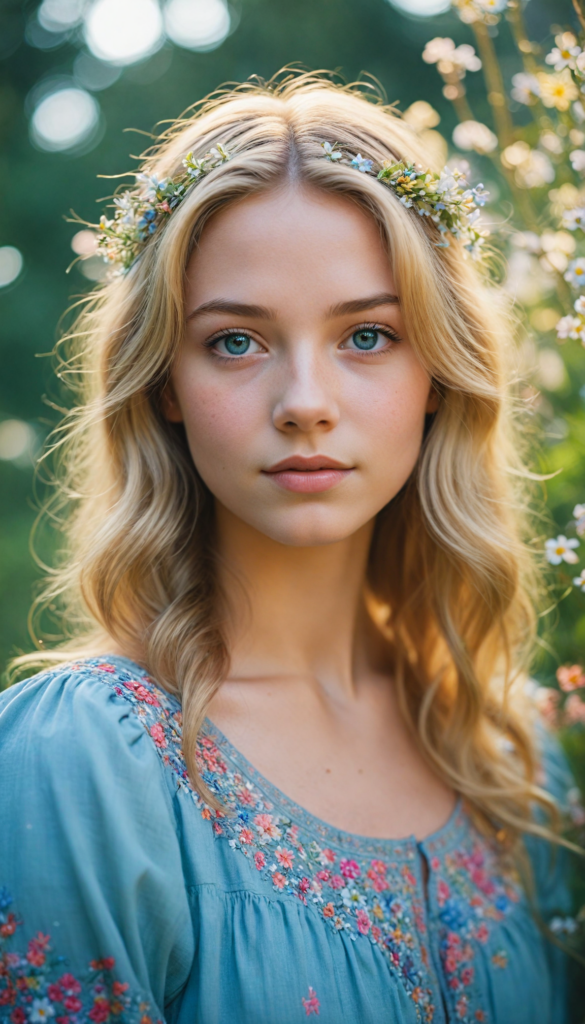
[0,74,573,1024]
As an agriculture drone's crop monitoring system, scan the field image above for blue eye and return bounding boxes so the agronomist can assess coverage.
[217,333,252,356]
[351,329,380,351]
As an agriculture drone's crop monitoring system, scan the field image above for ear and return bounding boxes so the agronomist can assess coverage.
[160,380,184,423]
[425,385,439,415]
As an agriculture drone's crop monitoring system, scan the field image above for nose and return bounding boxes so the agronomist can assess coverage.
[272,345,340,434]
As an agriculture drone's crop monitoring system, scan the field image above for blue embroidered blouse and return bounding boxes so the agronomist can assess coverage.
[0,656,573,1024]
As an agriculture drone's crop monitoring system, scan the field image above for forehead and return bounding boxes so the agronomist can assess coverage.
[185,185,395,310]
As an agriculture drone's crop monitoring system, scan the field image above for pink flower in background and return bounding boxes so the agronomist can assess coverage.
[565,694,585,724]
[557,664,585,691]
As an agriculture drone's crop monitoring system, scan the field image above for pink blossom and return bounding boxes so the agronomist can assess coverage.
[315,870,330,883]
[455,995,469,1018]
[302,987,320,1016]
[565,694,585,724]
[298,877,310,894]
[437,880,450,906]
[475,924,489,943]
[556,664,585,691]
[461,967,474,986]
[272,871,286,889]
[339,859,360,880]
[254,851,265,870]
[330,875,345,890]
[63,997,82,1013]
[356,909,371,935]
[88,999,110,1023]
[47,985,64,1002]
[320,848,336,864]
[149,723,167,748]
[59,976,81,996]
[239,827,254,845]
[275,847,294,869]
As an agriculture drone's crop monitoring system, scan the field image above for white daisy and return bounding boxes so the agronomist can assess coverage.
[545,535,579,565]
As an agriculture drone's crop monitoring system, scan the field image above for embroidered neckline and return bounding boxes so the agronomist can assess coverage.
[106,654,466,857]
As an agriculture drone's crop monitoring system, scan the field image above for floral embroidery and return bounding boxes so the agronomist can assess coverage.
[301,987,320,1016]
[58,659,526,1024]
[0,889,159,1024]
[426,838,517,1022]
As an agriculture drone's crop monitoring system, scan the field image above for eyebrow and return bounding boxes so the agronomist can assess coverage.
[327,294,399,316]
[186,299,274,321]
[185,292,400,323]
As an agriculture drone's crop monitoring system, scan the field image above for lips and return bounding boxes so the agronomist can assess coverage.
[262,455,354,494]
[265,455,351,473]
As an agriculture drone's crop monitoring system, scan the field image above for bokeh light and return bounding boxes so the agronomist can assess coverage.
[0,421,35,463]
[386,0,451,15]
[85,0,164,64]
[71,230,98,256]
[38,0,86,32]
[164,0,230,51]
[74,50,122,90]
[0,248,23,289]
[30,86,100,152]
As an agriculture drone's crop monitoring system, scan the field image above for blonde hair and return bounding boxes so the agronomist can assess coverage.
[15,71,557,845]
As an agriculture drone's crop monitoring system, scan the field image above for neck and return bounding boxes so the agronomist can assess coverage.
[215,503,381,701]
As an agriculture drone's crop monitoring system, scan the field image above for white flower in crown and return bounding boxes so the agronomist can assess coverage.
[321,141,342,161]
[136,173,168,201]
[575,296,585,314]
[350,154,374,173]
[545,535,579,565]
[573,569,585,591]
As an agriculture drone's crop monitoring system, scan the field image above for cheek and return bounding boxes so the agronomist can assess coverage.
[173,365,264,472]
[346,362,429,470]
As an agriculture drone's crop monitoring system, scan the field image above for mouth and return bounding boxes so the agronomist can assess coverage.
[262,455,355,494]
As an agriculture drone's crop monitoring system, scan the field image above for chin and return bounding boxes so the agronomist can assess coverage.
[251,508,366,548]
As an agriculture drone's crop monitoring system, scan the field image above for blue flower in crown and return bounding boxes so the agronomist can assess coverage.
[350,154,374,173]
[92,143,231,273]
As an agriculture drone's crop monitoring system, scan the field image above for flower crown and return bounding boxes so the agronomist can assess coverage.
[93,139,489,274]
[320,142,489,257]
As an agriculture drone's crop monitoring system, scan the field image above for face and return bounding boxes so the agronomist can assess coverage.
[165,185,436,547]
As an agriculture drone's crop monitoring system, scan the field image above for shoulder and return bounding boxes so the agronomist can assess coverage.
[0,655,185,792]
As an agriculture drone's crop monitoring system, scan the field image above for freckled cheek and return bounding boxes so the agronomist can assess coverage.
[346,374,429,464]
[175,374,266,472]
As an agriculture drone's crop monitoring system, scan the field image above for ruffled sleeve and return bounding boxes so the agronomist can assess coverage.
[0,664,194,1022]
